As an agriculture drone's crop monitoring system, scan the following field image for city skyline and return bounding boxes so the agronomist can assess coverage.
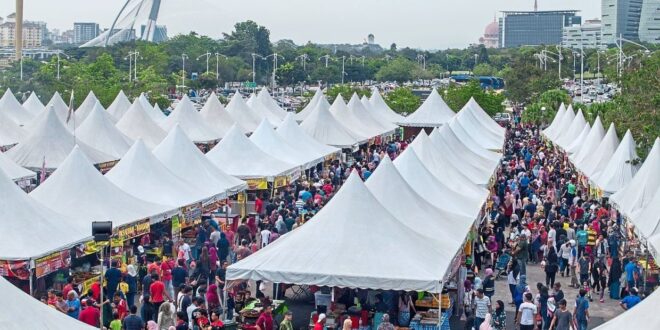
[9,0,601,49]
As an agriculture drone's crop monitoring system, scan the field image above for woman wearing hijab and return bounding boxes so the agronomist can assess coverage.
[125,264,138,308]
[208,245,219,274]
[513,275,527,321]
[206,283,221,311]
[157,302,176,330]
[482,269,495,300]
[463,280,474,319]
[217,232,230,263]
[491,300,506,330]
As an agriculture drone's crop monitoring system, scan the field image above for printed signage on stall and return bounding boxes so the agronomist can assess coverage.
[245,178,268,190]
[35,250,71,278]
[115,219,150,242]
[181,202,203,228]
[0,260,30,280]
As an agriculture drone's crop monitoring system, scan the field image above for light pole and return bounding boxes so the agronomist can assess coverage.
[19,55,23,81]
[214,53,228,81]
[319,54,332,68]
[445,54,450,77]
[124,53,133,82]
[132,51,140,81]
[197,52,212,75]
[340,55,346,84]
[251,53,264,86]
[265,53,285,91]
[181,53,189,92]
[473,53,478,72]
[295,54,309,71]
[416,54,426,70]
[55,51,69,81]
[616,33,651,79]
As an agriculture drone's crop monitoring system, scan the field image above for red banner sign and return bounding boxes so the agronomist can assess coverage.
[0,260,30,280]
[35,250,71,278]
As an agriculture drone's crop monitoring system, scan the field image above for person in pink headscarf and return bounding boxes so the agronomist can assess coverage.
[206,283,220,311]
[483,268,495,300]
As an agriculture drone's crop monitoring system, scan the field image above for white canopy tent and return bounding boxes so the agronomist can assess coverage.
[557,108,586,149]
[610,137,660,220]
[631,185,660,240]
[22,92,45,116]
[360,95,371,110]
[0,167,89,260]
[449,108,501,151]
[0,88,33,126]
[366,156,473,243]
[542,103,566,140]
[75,90,100,122]
[368,88,404,123]
[578,123,620,177]
[226,92,263,132]
[409,132,489,204]
[200,92,243,136]
[227,172,452,292]
[0,111,27,147]
[106,139,208,206]
[160,95,221,143]
[206,125,299,180]
[6,107,116,170]
[451,98,504,150]
[250,119,322,169]
[276,113,340,160]
[295,88,325,122]
[249,99,282,127]
[76,103,133,159]
[433,124,501,169]
[330,95,377,139]
[463,97,505,137]
[571,116,605,164]
[257,88,288,120]
[30,146,173,228]
[115,100,167,149]
[446,116,503,162]
[153,125,247,201]
[0,150,35,182]
[565,123,591,154]
[246,93,256,107]
[592,130,639,195]
[393,147,486,219]
[550,105,575,144]
[429,127,497,185]
[106,90,132,121]
[300,99,366,148]
[0,275,98,330]
[592,286,660,330]
[139,93,166,123]
[398,89,454,127]
[45,92,70,123]
[348,93,397,136]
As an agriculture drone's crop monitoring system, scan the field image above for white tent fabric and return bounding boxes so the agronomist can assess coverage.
[139,93,166,123]
[330,95,378,139]
[429,127,496,185]
[571,116,605,164]
[206,125,299,180]
[592,286,660,330]
[115,100,167,149]
[295,88,324,122]
[463,97,505,137]
[226,92,262,132]
[257,88,288,120]
[0,88,33,125]
[0,111,27,147]
[75,91,100,122]
[399,89,454,127]
[76,103,133,159]
[0,275,98,330]
[348,93,397,135]
[450,106,502,151]
[6,108,116,169]
[160,95,221,143]
[22,92,45,116]
[557,108,587,148]
[248,97,282,126]
[250,119,322,169]
[610,137,660,220]
[368,88,404,123]
[0,150,35,182]
[550,105,575,144]
[631,185,660,239]
[227,172,450,292]
[276,113,340,160]
[30,146,173,228]
[366,156,473,243]
[106,139,208,206]
[106,90,132,121]
[200,93,243,136]
[153,125,247,200]
[408,132,489,210]
[300,98,366,148]
[45,92,70,123]
[446,116,503,162]
[542,103,566,140]
[565,122,591,154]
[0,166,88,260]
[592,130,640,195]
[578,123,620,177]
[246,93,256,107]
[393,147,485,219]
[360,95,371,110]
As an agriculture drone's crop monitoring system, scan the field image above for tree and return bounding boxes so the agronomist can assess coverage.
[520,89,570,125]
[472,63,496,76]
[384,87,420,114]
[442,80,505,116]
[326,85,371,103]
[500,53,561,104]
[375,57,416,82]
[221,20,272,63]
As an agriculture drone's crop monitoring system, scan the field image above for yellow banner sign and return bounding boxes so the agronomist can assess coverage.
[116,219,150,242]
[273,176,288,189]
[245,178,268,190]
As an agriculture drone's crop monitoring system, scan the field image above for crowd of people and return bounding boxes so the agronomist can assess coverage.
[461,112,646,330]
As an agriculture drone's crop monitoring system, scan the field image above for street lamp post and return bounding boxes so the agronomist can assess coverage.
[340,55,346,84]
[55,51,69,81]
[319,55,331,68]
[214,53,228,82]
[265,53,285,91]
[197,52,212,75]
[181,53,189,92]
[124,53,133,82]
[295,54,309,71]
[616,33,651,79]
[416,54,426,70]
[473,53,478,72]
[251,53,264,87]
[132,51,140,81]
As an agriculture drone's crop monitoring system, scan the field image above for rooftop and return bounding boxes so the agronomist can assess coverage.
[501,10,579,15]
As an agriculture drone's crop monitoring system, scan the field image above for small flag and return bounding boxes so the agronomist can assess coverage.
[39,156,46,183]
[65,90,75,123]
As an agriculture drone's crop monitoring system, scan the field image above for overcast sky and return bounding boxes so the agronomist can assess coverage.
[8,0,600,49]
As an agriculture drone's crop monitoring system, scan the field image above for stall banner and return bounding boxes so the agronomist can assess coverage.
[35,250,71,278]
[96,160,117,174]
[181,202,203,228]
[80,241,101,257]
[115,219,150,242]
[202,200,226,214]
[246,178,268,190]
[273,176,288,189]
[81,276,99,296]
[0,260,30,280]
[171,215,182,237]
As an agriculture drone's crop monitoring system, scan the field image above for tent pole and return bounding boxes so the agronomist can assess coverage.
[29,267,34,296]
[222,288,228,320]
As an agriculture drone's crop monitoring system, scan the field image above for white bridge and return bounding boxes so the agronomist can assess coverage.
[80,0,162,47]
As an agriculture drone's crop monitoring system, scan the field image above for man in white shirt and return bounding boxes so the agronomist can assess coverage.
[260,228,271,248]
[517,292,537,330]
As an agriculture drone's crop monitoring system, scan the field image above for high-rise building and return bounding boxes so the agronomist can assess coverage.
[73,22,99,44]
[0,21,43,47]
[499,10,581,48]
[562,19,604,49]
[639,0,660,43]
[601,0,643,44]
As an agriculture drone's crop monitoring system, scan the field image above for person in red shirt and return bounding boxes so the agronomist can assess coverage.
[210,310,224,330]
[149,273,170,311]
[89,281,101,302]
[78,300,100,326]
[255,305,274,330]
[255,196,263,215]
[160,257,175,300]
[112,292,128,320]
[147,261,161,277]
[62,278,74,300]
